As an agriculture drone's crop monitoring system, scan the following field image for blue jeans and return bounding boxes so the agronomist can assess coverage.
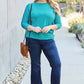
[26,38,61,84]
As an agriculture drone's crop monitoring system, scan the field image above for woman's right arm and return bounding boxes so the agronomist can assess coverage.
[21,3,34,31]
[21,3,42,33]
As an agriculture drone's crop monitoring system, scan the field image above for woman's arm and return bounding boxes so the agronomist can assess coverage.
[48,24,58,30]
[49,13,62,31]
[27,25,35,31]
[21,3,34,31]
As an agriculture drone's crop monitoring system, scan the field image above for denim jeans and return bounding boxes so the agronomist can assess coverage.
[26,37,61,84]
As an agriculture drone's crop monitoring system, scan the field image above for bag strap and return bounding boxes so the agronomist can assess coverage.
[23,3,33,43]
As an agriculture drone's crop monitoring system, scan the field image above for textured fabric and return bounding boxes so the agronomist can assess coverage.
[26,37,61,84]
[21,2,62,40]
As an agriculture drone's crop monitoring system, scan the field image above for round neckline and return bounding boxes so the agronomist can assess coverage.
[34,2,48,5]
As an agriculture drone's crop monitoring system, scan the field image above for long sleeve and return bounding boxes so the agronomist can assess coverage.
[20,2,62,40]
[54,13,62,30]
[21,3,31,31]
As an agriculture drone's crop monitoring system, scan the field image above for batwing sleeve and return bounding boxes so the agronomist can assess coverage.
[21,3,31,31]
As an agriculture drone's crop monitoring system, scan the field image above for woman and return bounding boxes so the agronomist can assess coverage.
[21,0,62,84]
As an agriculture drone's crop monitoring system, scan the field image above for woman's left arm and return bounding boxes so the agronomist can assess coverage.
[49,13,62,31]
[41,14,62,33]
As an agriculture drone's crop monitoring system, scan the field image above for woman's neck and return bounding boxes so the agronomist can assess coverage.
[36,0,47,3]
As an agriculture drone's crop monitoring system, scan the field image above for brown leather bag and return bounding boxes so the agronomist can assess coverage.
[20,3,33,58]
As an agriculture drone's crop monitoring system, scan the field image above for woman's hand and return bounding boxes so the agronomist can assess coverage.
[41,26,51,33]
[41,24,58,33]
[27,25,42,33]
[32,26,42,33]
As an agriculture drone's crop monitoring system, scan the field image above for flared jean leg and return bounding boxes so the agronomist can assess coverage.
[26,38,61,84]
[41,39,61,84]
[26,38,42,84]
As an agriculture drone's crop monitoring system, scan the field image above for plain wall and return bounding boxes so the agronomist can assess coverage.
[0,0,33,83]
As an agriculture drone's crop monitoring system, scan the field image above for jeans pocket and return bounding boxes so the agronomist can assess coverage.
[26,38,36,46]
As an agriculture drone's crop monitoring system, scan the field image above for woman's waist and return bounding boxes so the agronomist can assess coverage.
[26,29,54,34]
[25,30,54,40]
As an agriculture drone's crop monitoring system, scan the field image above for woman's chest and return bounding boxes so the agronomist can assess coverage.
[31,4,55,21]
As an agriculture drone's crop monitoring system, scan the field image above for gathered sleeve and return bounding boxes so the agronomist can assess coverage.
[54,13,62,30]
[21,3,31,31]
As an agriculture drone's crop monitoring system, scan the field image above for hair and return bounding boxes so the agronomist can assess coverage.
[34,0,60,15]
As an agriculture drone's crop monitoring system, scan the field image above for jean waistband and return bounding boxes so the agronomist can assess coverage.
[26,37,54,41]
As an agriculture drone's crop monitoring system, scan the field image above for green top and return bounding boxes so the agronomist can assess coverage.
[21,2,62,40]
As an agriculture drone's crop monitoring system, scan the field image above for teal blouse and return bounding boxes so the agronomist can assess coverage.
[21,2,62,40]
